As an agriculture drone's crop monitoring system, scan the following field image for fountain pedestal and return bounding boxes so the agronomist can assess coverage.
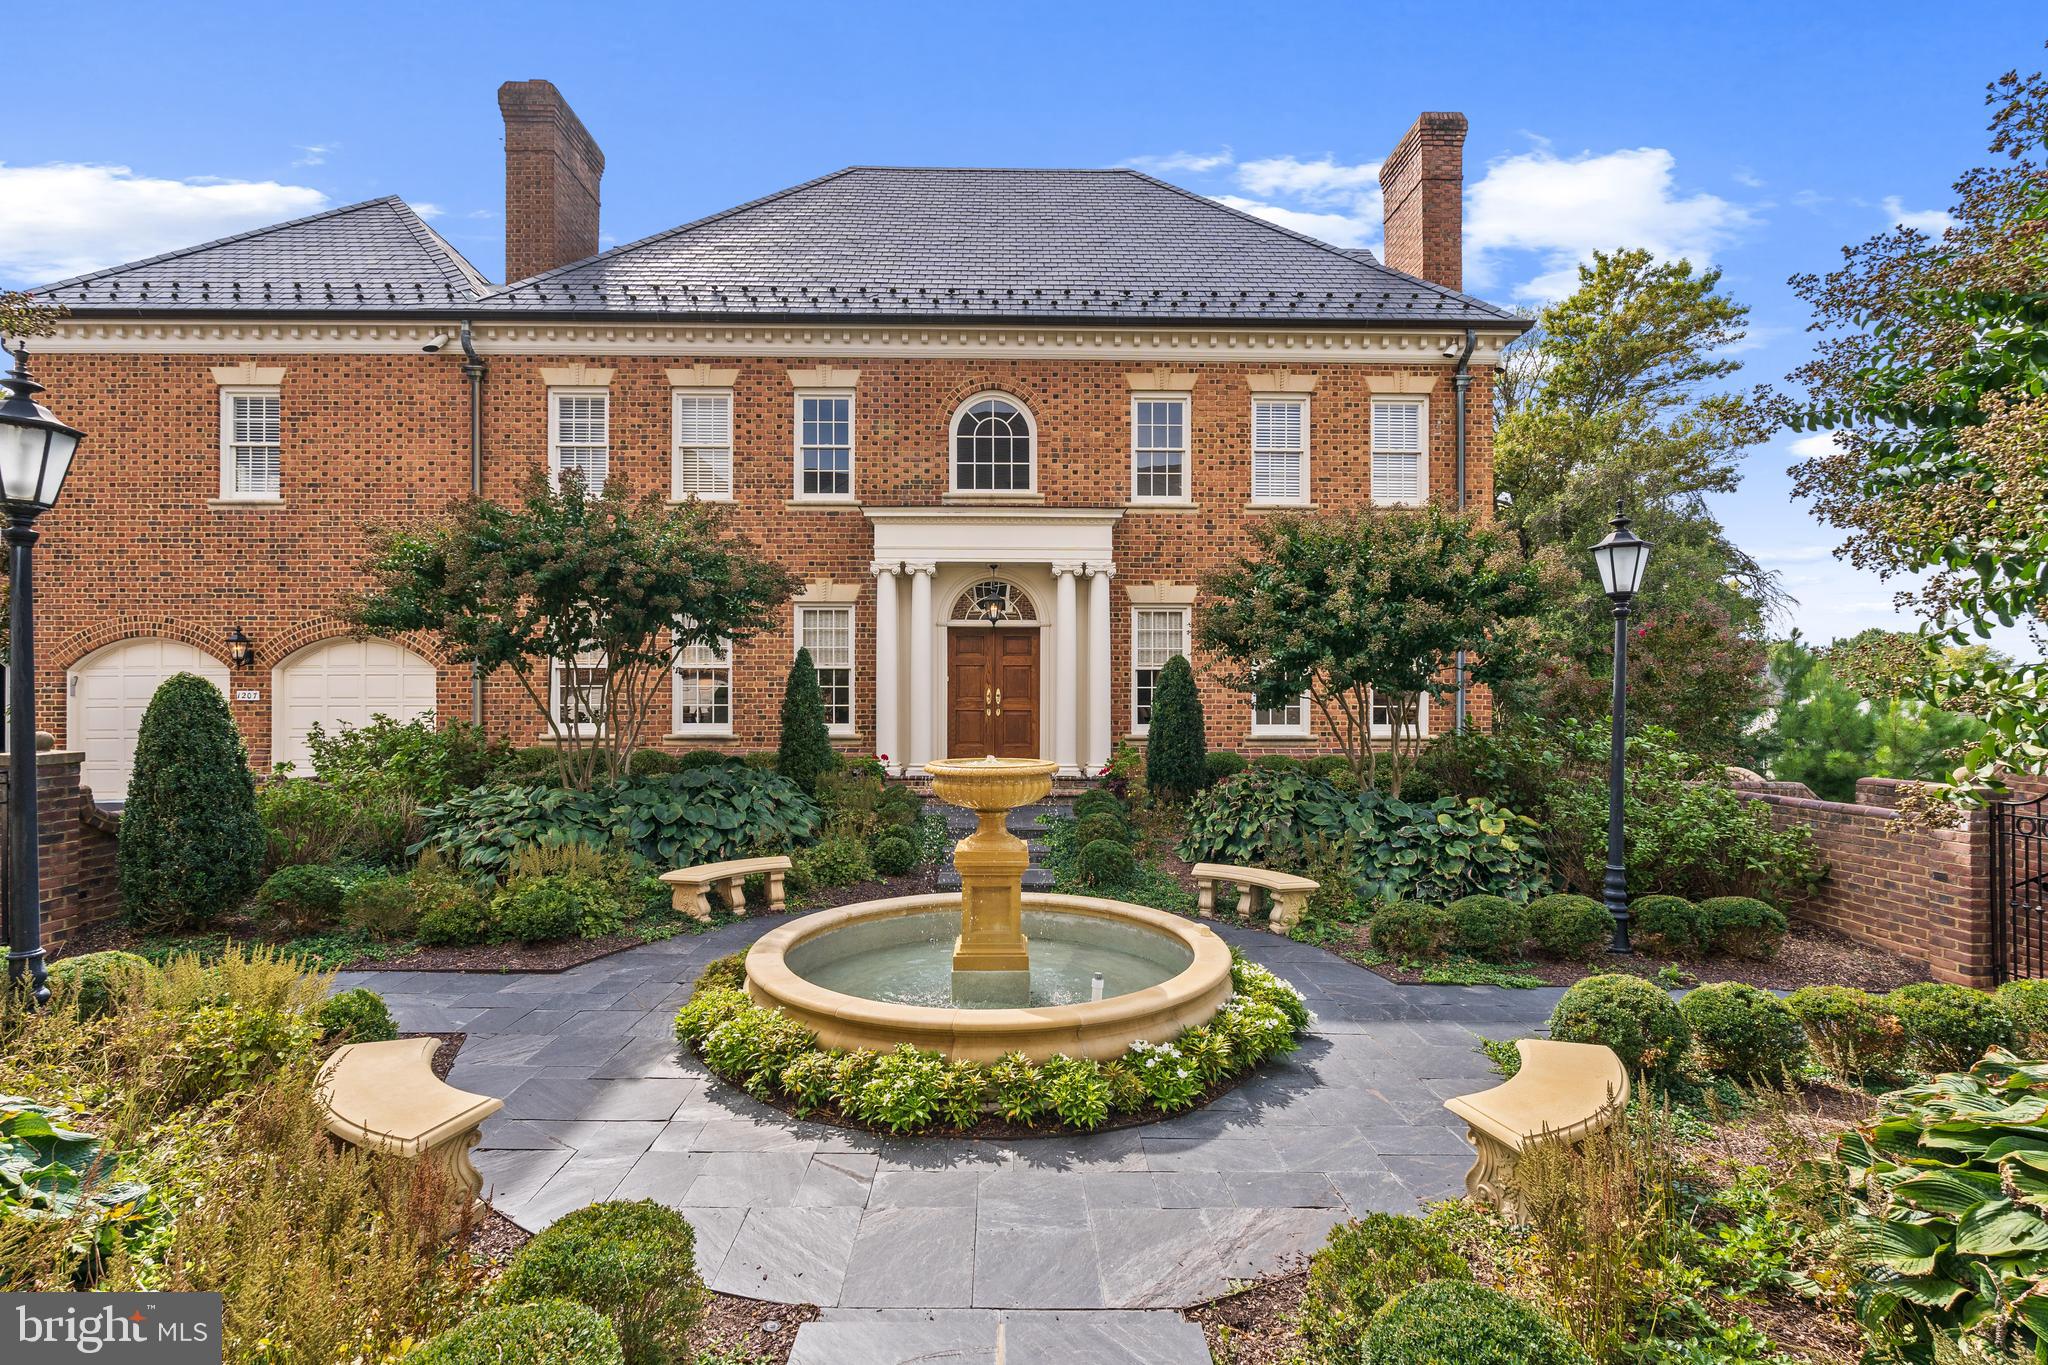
[924,757,1058,1008]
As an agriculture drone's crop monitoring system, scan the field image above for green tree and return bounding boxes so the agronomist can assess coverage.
[1787,60,2048,803]
[117,673,266,929]
[1145,654,1206,803]
[1494,249,1778,755]
[349,469,796,789]
[777,647,835,795]
[1198,506,1552,794]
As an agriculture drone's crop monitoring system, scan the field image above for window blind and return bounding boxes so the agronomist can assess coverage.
[552,393,610,494]
[673,393,732,499]
[1251,399,1305,502]
[1371,400,1423,503]
[229,392,282,498]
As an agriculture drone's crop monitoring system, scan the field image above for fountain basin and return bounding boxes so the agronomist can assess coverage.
[745,892,1234,1062]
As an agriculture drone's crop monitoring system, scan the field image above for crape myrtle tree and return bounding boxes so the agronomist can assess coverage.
[1198,506,1555,795]
[1786,58,2048,804]
[349,469,797,790]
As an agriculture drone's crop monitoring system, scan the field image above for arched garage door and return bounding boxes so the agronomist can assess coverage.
[67,638,231,801]
[271,638,437,772]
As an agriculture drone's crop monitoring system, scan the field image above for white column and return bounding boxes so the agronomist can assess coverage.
[1053,563,1082,777]
[870,562,901,774]
[1084,562,1115,773]
[906,562,937,768]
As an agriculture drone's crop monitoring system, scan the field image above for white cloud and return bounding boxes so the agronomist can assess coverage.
[1880,195,1955,235]
[1465,145,1756,301]
[412,202,445,220]
[1234,155,1382,211]
[1211,195,1378,250]
[292,143,335,167]
[1732,167,1765,189]
[0,163,328,284]
[1123,148,1235,175]
[1787,430,1843,461]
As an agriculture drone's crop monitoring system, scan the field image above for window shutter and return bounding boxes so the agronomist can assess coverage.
[673,393,733,498]
[1371,401,1423,503]
[1252,400,1305,502]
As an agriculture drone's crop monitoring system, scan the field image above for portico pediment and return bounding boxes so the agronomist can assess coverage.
[864,506,1122,566]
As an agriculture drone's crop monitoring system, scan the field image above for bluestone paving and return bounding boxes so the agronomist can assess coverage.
[356,912,1556,1318]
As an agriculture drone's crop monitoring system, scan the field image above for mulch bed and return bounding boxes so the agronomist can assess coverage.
[1331,919,1932,993]
[1184,1268,1310,1364]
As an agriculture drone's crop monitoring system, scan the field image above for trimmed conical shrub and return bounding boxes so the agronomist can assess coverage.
[117,672,265,929]
[776,647,835,796]
[1146,654,1207,803]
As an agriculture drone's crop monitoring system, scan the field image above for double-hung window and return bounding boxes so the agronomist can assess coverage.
[551,652,609,735]
[220,388,282,501]
[797,604,855,734]
[796,393,853,499]
[1250,398,1308,504]
[1252,695,1310,737]
[550,390,610,494]
[1132,397,1188,502]
[672,391,733,501]
[672,621,732,735]
[1370,690,1427,739]
[1131,607,1191,734]
[1371,399,1426,505]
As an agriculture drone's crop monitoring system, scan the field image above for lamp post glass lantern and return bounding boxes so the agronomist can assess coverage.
[0,347,84,1006]
[1590,501,1651,954]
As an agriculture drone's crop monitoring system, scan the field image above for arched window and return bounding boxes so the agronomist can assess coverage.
[952,395,1034,492]
[951,580,1037,623]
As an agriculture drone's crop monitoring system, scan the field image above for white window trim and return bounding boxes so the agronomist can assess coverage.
[671,626,734,737]
[793,390,856,503]
[1130,393,1191,505]
[1249,394,1311,507]
[796,603,858,738]
[1369,689,1430,739]
[217,385,282,502]
[1250,693,1312,739]
[549,387,611,495]
[549,652,609,738]
[948,391,1038,495]
[1130,606,1191,736]
[1370,396,1429,507]
[671,388,734,503]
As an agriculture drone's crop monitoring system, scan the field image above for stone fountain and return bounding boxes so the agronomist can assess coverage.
[923,756,1059,1006]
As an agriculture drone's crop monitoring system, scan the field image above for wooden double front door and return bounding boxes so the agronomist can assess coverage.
[947,628,1041,758]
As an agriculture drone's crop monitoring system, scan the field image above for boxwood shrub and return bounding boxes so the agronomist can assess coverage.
[1297,1214,1469,1364]
[1996,978,2048,1053]
[1548,973,1689,1078]
[316,987,398,1044]
[1203,751,1248,786]
[1629,894,1703,957]
[1697,896,1788,959]
[1369,900,1453,960]
[1527,893,1611,961]
[1678,981,1805,1080]
[1786,984,1905,1080]
[1071,788,1128,821]
[1446,895,1529,962]
[1077,838,1136,887]
[1363,1281,1592,1365]
[46,950,151,1020]
[492,1200,705,1365]
[1887,982,2016,1073]
[409,1299,623,1365]
[255,864,353,934]
[1073,811,1133,848]
[871,834,917,878]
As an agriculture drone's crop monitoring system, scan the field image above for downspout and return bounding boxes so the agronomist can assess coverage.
[1451,327,1478,733]
[460,319,486,726]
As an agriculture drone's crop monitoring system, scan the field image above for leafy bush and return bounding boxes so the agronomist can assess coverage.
[491,876,583,944]
[1203,751,1247,786]
[419,767,822,881]
[1073,811,1132,848]
[1528,893,1612,961]
[1696,896,1788,959]
[777,648,835,796]
[258,778,392,869]
[412,874,493,946]
[700,1004,816,1098]
[1549,974,1689,1078]
[1296,1213,1470,1365]
[1145,654,1207,803]
[986,1052,1047,1124]
[1071,788,1128,821]
[1446,894,1529,962]
[306,713,508,804]
[1251,754,1307,774]
[1125,1039,1204,1112]
[493,1199,705,1365]
[1076,838,1135,887]
[1997,979,2048,1052]
[341,874,419,939]
[1678,982,1805,1080]
[118,673,266,929]
[816,763,921,845]
[1040,1054,1113,1129]
[316,987,398,1044]
[1629,894,1704,957]
[624,749,684,777]
[673,987,752,1045]
[1787,985,1906,1081]
[1369,900,1453,960]
[794,836,875,891]
[46,950,151,1020]
[1363,1281,1592,1365]
[1178,767,1348,865]
[256,864,353,934]
[172,1001,323,1102]
[1838,1050,2048,1360]
[847,1043,953,1133]
[871,835,916,878]
[1887,982,2016,1073]
[0,1096,164,1276]
[692,952,747,997]
[410,1300,623,1365]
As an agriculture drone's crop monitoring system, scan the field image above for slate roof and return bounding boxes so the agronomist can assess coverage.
[32,196,491,311]
[478,168,1520,326]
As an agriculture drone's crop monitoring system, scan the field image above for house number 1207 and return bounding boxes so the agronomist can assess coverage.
[235,690,260,702]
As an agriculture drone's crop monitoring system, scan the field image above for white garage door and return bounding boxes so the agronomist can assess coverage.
[271,638,437,773]
[67,638,231,801]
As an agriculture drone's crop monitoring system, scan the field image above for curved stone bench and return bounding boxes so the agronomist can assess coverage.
[316,1036,502,1205]
[1443,1038,1629,1211]
[660,855,792,921]
[1190,863,1318,935]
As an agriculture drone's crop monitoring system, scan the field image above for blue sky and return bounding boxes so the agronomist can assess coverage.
[5,1,2039,656]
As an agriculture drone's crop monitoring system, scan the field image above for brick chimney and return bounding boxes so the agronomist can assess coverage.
[1378,112,1467,291]
[498,79,605,282]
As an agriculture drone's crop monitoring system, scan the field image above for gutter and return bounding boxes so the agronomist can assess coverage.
[459,319,486,726]
[1450,326,1478,733]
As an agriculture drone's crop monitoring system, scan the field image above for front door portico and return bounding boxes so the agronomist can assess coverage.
[947,628,1040,758]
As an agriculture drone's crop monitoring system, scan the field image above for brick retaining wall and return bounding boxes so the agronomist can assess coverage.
[0,747,123,954]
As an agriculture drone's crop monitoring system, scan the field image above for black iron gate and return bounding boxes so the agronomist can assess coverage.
[1993,790,2048,982]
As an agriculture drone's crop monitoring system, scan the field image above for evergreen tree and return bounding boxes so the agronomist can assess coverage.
[117,673,265,929]
[777,647,835,795]
[1146,654,1207,803]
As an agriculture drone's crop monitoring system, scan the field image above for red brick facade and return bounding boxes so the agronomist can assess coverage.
[499,79,605,282]
[1,747,122,950]
[1379,113,1469,292]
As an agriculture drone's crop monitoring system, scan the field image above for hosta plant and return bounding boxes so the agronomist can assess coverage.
[1837,1049,2048,1360]
[1,1098,162,1279]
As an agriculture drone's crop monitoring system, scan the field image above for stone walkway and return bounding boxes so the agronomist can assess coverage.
[337,909,1562,1363]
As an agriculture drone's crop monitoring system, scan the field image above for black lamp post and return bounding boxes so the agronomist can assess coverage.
[1590,501,1652,954]
[0,348,84,1007]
